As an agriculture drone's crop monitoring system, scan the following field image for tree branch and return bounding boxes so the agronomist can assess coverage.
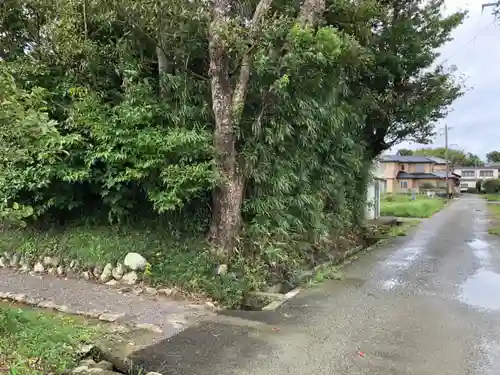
[231,0,275,124]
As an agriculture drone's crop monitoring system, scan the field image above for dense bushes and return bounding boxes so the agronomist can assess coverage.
[0,0,464,304]
[482,179,500,194]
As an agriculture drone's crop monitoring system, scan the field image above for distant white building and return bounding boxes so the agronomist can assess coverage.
[454,164,500,192]
[366,160,387,220]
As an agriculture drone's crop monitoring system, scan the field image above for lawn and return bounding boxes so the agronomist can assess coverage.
[484,194,500,202]
[0,303,101,375]
[487,204,500,236]
[380,194,446,218]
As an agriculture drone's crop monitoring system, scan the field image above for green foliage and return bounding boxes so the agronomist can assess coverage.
[0,304,101,375]
[410,147,483,167]
[482,179,500,194]
[0,0,466,304]
[486,151,500,164]
[420,182,436,189]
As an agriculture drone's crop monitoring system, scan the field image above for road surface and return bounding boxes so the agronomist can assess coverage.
[137,195,500,375]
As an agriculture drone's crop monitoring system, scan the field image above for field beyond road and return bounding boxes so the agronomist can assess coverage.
[381,194,446,218]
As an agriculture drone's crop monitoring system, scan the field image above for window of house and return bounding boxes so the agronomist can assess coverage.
[462,170,475,177]
[400,181,408,189]
[479,170,494,177]
[400,164,405,171]
[414,164,425,173]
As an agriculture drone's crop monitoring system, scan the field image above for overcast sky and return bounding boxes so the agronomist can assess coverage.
[391,0,500,159]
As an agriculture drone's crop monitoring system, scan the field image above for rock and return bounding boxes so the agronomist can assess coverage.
[79,359,96,367]
[10,253,20,267]
[78,353,96,367]
[121,271,138,285]
[111,263,124,280]
[123,252,147,271]
[145,372,164,375]
[33,262,45,273]
[145,287,157,295]
[56,265,65,276]
[89,361,114,371]
[47,267,56,275]
[100,263,113,282]
[82,271,91,280]
[99,312,125,322]
[3,252,11,261]
[132,287,143,296]
[11,293,26,302]
[70,260,78,269]
[158,288,174,297]
[105,279,119,286]
[0,256,7,268]
[43,256,54,266]
[119,286,132,293]
[216,264,228,275]
[72,366,90,374]
[51,257,60,267]
[93,266,103,278]
[77,344,96,357]
[20,263,31,273]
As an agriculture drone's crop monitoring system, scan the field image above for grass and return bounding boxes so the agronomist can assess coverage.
[0,303,102,375]
[487,204,500,236]
[0,221,255,307]
[484,193,500,202]
[380,194,446,218]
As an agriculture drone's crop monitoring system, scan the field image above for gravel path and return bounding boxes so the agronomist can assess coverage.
[0,268,210,337]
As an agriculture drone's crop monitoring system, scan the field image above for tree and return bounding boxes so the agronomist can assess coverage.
[476,180,482,193]
[397,149,414,156]
[335,0,466,158]
[412,147,483,167]
[0,0,466,264]
[482,179,500,194]
[486,151,500,163]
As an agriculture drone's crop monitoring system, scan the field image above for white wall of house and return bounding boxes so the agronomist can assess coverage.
[454,166,500,191]
[366,178,383,220]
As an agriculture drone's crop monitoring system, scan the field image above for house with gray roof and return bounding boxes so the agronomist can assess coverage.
[379,154,460,193]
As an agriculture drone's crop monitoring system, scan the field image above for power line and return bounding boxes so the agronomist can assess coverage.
[437,19,496,66]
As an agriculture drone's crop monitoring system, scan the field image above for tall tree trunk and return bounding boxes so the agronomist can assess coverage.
[208,0,323,257]
[208,0,242,257]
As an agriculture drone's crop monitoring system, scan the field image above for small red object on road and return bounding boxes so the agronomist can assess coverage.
[272,327,280,332]
[357,351,365,357]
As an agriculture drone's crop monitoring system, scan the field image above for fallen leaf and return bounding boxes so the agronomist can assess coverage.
[272,327,280,332]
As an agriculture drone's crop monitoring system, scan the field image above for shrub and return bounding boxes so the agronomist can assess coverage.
[482,179,500,194]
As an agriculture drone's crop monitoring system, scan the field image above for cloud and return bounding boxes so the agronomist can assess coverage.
[391,0,500,159]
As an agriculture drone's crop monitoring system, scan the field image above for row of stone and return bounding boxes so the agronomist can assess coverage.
[0,251,149,285]
[74,355,162,375]
[0,290,165,331]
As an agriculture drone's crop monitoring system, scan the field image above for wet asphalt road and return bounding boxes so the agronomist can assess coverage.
[137,195,500,375]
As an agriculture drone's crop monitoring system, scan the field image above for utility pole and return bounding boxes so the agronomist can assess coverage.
[444,124,449,197]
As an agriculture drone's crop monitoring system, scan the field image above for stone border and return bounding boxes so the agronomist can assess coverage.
[0,251,220,312]
[0,290,165,333]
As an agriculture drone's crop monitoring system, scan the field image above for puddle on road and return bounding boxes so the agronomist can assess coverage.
[458,268,500,311]
[468,239,489,250]
[466,239,491,266]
